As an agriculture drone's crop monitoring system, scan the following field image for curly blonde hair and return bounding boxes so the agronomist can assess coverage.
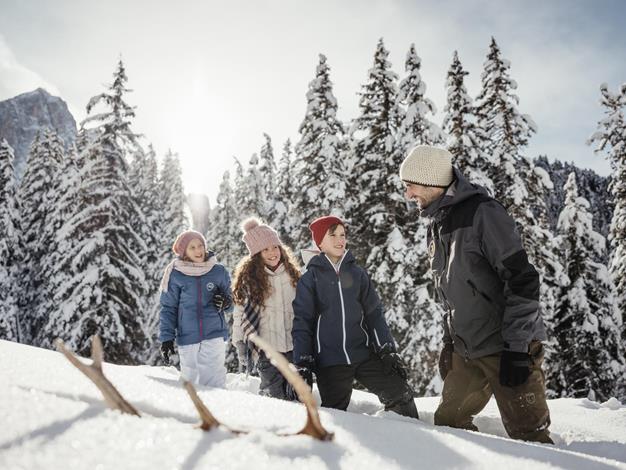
[232,245,301,310]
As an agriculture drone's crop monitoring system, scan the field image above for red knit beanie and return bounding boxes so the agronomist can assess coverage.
[309,216,344,248]
[172,230,206,258]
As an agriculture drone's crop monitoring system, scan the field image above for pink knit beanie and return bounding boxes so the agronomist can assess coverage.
[241,217,282,256]
[172,230,206,257]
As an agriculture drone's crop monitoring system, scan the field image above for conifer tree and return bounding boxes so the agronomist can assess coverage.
[549,173,624,400]
[442,51,492,192]
[588,83,626,348]
[37,146,82,349]
[16,130,65,343]
[0,140,21,341]
[159,149,188,264]
[292,54,346,249]
[207,171,242,270]
[239,153,267,221]
[206,170,242,374]
[349,39,402,260]
[348,39,443,391]
[129,144,162,350]
[474,38,564,338]
[397,44,445,152]
[259,133,277,201]
[273,139,295,247]
[44,62,147,363]
[258,133,279,224]
[474,37,537,211]
[371,223,444,395]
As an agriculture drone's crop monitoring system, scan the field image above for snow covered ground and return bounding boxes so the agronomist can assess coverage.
[1,340,625,470]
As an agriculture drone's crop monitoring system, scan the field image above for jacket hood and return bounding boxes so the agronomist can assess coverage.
[420,167,489,219]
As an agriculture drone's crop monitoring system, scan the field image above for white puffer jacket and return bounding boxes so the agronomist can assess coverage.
[232,264,296,353]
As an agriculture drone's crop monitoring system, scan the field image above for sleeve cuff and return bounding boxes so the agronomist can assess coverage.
[503,341,529,353]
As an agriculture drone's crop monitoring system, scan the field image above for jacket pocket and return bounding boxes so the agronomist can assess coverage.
[466,279,493,303]
[178,307,183,335]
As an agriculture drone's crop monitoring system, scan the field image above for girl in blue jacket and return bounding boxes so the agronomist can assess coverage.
[159,230,233,388]
[292,216,418,419]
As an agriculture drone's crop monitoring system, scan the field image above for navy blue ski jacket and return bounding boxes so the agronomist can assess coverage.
[292,250,395,369]
[159,254,233,346]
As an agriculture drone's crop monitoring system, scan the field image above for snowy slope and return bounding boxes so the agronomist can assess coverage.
[1,340,625,470]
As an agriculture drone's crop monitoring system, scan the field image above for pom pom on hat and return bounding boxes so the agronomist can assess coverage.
[242,217,261,233]
[241,217,282,256]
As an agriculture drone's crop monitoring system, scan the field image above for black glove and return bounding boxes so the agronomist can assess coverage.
[499,350,531,387]
[213,292,232,312]
[295,355,315,388]
[439,343,454,380]
[161,340,175,364]
[377,343,409,380]
[285,356,315,402]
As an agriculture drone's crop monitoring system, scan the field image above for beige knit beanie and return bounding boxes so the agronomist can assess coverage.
[241,217,282,256]
[400,145,454,187]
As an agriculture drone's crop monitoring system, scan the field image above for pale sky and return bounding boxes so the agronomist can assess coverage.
[1,0,624,204]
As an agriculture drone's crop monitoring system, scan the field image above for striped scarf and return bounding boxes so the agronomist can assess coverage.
[241,299,261,348]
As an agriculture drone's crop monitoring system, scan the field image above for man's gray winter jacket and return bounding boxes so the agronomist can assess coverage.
[421,168,547,359]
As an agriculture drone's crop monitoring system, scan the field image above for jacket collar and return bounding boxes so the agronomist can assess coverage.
[420,167,488,221]
[308,249,355,272]
[264,263,286,276]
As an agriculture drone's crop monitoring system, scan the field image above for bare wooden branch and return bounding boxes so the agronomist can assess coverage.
[183,381,246,434]
[249,334,334,441]
[183,381,221,431]
[55,336,140,417]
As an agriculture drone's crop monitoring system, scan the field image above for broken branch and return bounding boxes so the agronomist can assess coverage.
[248,334,334,441]
[55,335,140,417]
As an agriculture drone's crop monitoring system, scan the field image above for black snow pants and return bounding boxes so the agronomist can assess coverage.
[315,353,419,419]
[256,351,296,400]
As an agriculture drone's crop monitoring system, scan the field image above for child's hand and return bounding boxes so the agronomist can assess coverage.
[161,340,175,364]
[377,343,409,380]
[213,293,232,312]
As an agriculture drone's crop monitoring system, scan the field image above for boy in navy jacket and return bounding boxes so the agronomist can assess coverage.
[292,216,418,419]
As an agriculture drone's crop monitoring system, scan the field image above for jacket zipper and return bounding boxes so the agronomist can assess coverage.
[196,278,203,341]
[433,220,469,360]
[325,253,350,365]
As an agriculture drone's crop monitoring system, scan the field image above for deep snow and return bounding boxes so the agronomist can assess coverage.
[1,339,625,469]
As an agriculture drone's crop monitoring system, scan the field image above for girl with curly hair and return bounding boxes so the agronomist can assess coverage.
[232,217,301,399]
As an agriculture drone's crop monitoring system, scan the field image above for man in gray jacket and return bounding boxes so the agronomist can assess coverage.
[400,145,553,444]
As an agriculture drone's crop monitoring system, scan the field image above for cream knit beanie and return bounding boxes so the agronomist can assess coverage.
[400,145,454,187]
[241,217,282,256]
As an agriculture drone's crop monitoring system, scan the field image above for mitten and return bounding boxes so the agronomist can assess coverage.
[213,292,232,312]
[499,350,531,387]
[377,343,409,380]
[160,340,175,364]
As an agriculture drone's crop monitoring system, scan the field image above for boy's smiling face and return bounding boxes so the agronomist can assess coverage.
[319,224,346,263]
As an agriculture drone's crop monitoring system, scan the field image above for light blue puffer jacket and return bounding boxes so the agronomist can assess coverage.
[159,253,233,346]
